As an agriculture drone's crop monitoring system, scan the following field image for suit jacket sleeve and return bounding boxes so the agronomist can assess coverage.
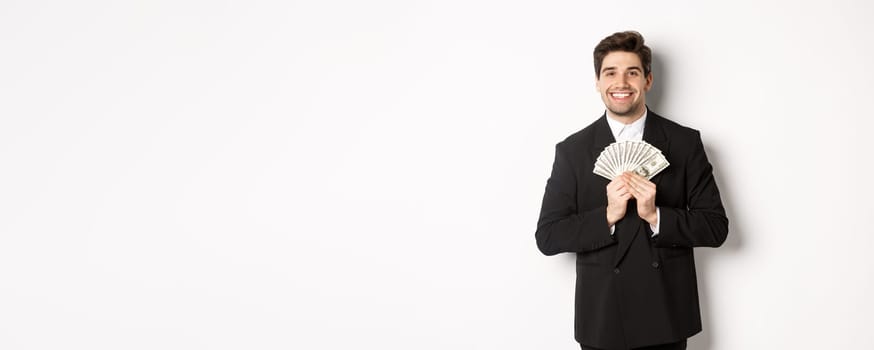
[535,143,617,256]
[654,131,729,248]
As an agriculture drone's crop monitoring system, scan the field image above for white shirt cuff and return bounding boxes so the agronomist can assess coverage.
[650,208,660,237]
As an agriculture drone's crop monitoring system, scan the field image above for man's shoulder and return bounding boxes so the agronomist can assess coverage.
[649,112,703,144]
[651,112,699,135]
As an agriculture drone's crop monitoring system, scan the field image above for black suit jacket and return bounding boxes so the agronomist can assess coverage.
[535,111,728,349]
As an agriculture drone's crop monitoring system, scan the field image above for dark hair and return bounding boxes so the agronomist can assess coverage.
[593,31,652,78]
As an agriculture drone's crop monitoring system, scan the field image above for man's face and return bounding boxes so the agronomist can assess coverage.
[596,51,652,119]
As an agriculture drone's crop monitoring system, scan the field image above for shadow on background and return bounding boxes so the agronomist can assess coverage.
[647,52,667,111]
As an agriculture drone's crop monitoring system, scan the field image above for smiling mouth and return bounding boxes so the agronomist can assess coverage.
[610,92,632,99]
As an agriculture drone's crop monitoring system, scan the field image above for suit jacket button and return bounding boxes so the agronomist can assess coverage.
[652,261,660,269]
[613,268,620,274]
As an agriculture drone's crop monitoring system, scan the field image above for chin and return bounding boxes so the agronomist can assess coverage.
[608,108,635,117]
[608,104,644,117]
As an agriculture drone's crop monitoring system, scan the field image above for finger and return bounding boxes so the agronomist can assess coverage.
[628,185,641,198]
[632,182,653,197]
[615,184,631,195]
[625,174,655,192]
[631,181,654,199]
[625,172,649,186]
[625,177,638,190]
[629,181,649,195]
[612,176,628,187]
[611,188,627,198]
[608,182,628,193]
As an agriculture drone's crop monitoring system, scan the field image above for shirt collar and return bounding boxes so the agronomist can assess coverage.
[605,108,648,142]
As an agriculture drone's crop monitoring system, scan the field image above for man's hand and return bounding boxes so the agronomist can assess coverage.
[606,176,632,227]
[624,172,658,227]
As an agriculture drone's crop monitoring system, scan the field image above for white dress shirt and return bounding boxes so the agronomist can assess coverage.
[605,110,660,236]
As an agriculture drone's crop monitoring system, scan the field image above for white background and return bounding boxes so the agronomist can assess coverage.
[1,1,872,349]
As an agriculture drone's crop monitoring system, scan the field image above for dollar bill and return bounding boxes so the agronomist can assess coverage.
[633,155,669,179]
[592,140,669,180]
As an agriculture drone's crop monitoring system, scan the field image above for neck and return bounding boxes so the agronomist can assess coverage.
[606,108,646,125]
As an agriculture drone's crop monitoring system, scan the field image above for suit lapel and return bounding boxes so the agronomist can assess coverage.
[589,114,615,161]
[642,111,670,188]
[612,204,641,266]
[587,115,614,189]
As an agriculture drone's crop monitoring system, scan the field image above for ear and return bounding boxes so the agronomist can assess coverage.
[644,72,653,91]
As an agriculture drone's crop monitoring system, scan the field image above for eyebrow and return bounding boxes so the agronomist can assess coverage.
[600,66,643,74]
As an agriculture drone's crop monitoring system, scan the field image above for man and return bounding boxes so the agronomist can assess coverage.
[535,31,728,350]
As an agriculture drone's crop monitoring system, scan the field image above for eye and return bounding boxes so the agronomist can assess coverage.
[629,71,639,76]
[605,71,615,77]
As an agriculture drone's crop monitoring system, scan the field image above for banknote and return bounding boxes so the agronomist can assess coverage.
[592,141,669,180]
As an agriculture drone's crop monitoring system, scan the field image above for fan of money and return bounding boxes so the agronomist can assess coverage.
[593,141,670,180]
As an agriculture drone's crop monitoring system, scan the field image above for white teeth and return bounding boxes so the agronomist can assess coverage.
[611,93,630,98]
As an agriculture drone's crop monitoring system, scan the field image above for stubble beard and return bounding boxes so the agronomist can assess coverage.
[605,100,644,119]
